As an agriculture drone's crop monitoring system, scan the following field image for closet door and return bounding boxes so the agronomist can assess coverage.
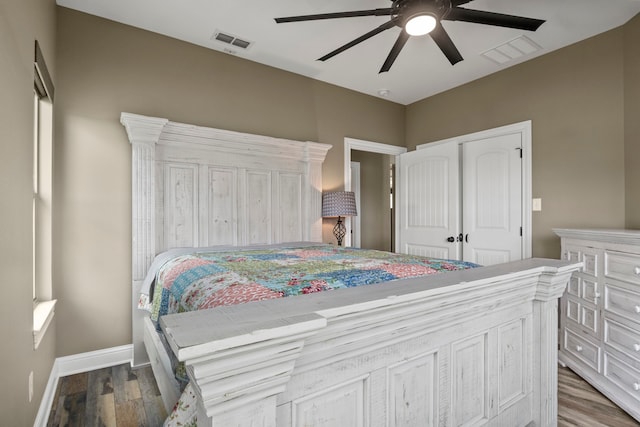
[397,130,524,265]
[397,141,460,259]
[462,133,522,265]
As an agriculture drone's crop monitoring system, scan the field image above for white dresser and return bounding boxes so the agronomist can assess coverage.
[554,228,640,422]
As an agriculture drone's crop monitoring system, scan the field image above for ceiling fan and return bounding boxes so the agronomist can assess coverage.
[275,0,545,73]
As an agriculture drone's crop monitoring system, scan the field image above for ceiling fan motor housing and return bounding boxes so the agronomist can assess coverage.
[393,0,451,27]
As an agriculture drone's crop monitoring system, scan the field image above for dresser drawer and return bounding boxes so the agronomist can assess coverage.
[582,278,601,304]
[605,251,640,285]
[604,353,640,403]
[582,251,599,277]
[605,283,640,325]
[605,319,640,363]
[563,246,598,277]
[564,296,600,338]
[566,298,580,323]
[567,276,580,298]
[563,329,600,371]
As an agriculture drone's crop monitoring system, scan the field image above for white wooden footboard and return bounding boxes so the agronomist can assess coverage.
[159,258,580,427]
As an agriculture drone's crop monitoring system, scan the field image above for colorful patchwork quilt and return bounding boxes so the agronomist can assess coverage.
[148,244,479,322]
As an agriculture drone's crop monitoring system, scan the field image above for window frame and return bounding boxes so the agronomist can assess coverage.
[32,40,56,349]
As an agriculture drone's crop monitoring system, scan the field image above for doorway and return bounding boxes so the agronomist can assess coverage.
[351,152,395,251]
[344,138,407,249]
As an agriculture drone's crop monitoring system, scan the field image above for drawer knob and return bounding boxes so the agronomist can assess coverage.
[634,383,640,392]
[635,266,640,275]
[636,306,640,314]
[576,345,583,352]
[634,344,640,352]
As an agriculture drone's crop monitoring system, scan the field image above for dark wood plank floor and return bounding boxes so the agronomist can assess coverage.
[47,364,166,427]
[48,364,638,426]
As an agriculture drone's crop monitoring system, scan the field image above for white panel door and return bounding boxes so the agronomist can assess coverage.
[462,133,522,265]
[398,124,526,265]
[397,141,459,259]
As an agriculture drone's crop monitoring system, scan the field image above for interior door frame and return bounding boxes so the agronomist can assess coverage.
[350,161,362,248]
[415,120,533,259]
[344,138,407,248]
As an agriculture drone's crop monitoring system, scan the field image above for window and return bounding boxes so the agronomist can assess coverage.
[33,40,56,349]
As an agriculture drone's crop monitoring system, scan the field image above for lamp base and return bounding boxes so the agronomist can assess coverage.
[333,216,346,246]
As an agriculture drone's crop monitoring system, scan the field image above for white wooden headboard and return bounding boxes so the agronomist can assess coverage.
[120,112,331,365]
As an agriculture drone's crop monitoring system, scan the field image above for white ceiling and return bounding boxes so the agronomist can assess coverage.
[56,0,640,105]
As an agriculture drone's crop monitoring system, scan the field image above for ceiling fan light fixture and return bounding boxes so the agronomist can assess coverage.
[405,13,437,36]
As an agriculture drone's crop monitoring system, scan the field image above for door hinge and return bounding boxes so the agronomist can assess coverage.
[516,147,523,158]
[520,226,523,236]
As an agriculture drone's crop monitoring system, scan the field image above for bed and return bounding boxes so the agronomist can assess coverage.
[121,112,581,427]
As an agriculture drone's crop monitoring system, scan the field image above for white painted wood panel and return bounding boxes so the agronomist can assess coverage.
[452,333,488,426]
[388,352,437,427]
[497,318,527,409]
[405,244,448,259]
[165,163,198,248]
[462,133,522,265]
[398,141,458,259]
[245,170,272,245]
[292,376,369,427]
[205,167,237,246]
[277,173,303,243]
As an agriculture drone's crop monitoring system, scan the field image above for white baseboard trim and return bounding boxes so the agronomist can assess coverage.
[34,344,135,427]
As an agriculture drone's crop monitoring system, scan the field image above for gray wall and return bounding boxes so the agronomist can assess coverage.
[406,24,636,258]
[0,0,58,424]
[351,150,393,251]
[624,14,640,228]
[54,7,405,357]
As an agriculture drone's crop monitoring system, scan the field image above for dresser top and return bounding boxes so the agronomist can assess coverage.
[553,228,640,246]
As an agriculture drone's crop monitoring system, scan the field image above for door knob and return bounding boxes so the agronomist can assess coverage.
[447,236,455,242]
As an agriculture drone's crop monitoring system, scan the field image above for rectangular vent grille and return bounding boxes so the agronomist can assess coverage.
[482,35,541,65]
[212,30,253,51]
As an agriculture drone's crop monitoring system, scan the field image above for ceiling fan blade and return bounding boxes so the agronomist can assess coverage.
[379,30,410,73]
[275,8,393,23]
[319,20,398,62]
[445,7,545,31]
[430,22,463,65]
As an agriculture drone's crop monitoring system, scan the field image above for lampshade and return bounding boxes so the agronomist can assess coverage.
[322,191,357,218]
[405,13,437,36]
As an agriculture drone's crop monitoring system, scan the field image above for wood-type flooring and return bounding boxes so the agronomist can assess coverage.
[47,363,166,427]
[48,364,638,426]
[558,366,639,427]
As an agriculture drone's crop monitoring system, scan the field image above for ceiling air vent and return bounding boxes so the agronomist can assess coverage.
[482,35,541,65]
[212,30,253,52]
